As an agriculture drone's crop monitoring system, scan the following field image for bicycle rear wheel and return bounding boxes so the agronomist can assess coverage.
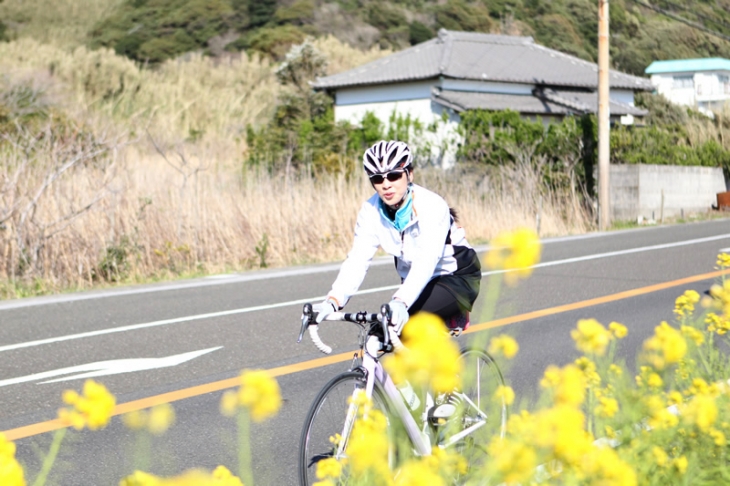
[298,370,392,486]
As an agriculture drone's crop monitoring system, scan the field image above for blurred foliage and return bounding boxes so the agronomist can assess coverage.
[458,98,730,200]
[245,40,422,175]
[78,0,730,72]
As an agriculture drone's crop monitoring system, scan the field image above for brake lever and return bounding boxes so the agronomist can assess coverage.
[298,303,313,343]
[380,303,392,349]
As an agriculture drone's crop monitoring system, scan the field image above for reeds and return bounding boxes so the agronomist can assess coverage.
[0,134,589,298]
[0,35,588,297]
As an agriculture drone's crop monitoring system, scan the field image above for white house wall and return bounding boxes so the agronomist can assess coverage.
[334,98,461,168]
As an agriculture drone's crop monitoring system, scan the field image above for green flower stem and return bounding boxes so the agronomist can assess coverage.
[481,272,503,324]
[133,431,152,472]
[695,345,713,377]
[238,408,253,486]
[587,386,594,438]
[32,427,67,486]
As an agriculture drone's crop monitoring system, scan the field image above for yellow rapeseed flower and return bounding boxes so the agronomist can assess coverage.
[542,365,586,407]
[394,459,445,486]
[220,370,282,422]
[345,408,390,480]
[0,433,25,486]
[485,228,542,285]
[574,357,601,386]
[315,458,342,480]
[651,446,668,467]
[668,391,683,406]
[595,396,619,418]
[608,321,628,339]
[710,428,727,446]
[580,446,637,486]
[487,438,537,485]
[384,313,462,393]
[123,404,176,435]
[647,373,663,389]
[424,448,467,477]
[645,395,679,430]
[488,335,519,359]
[716,252,730,268]
[571,319,612,356]
[680,325,705,346]
[673,456,688,474]
[59,380,116,431]
[494,385,515,406]
[533,405,593,465]
[148,404,175,435]
[608,364,623,376]
[120,467,243,486]
[683,394,718,432]
[709,281,730,315]
[705,312,730,335]
[643,322,687,369]
[674,290,700,318]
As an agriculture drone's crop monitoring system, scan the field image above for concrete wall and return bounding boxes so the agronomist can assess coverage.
[610,164,726,221]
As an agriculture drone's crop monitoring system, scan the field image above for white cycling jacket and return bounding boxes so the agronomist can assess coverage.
[327,184,475,309]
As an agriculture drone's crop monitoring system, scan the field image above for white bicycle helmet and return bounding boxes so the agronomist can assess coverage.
[363,140,413,174]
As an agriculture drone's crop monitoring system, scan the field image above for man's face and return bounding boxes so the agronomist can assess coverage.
[372,169,411,208]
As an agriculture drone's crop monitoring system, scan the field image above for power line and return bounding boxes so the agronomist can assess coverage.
[627,0,730,43]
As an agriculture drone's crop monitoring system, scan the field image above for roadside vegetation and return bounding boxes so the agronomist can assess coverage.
[1,0,730,298]
[3,238,730,485]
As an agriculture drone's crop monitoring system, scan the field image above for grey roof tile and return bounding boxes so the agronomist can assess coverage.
[314,29,653,91]
[432,89,648,117]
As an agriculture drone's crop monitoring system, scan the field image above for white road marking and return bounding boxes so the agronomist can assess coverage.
[0,232,728,354]
[0,227,662,311]
[0,347,222,387]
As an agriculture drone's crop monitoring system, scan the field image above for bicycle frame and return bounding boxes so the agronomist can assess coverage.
[298,303,490,462]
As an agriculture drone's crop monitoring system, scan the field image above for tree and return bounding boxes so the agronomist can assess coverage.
[249,0,277,28]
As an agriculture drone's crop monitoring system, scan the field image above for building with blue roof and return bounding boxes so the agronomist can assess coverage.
[645,58,730,114]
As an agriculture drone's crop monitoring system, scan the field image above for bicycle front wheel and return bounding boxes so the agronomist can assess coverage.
[298,370,391,486]
[444,347,507,468]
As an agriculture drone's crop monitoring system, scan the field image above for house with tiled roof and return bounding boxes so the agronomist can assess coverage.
[645,58,730,115]
[313,29,653,166]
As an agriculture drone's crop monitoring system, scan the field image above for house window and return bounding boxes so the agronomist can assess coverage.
[673,75,694,89]
[720,75,730,94]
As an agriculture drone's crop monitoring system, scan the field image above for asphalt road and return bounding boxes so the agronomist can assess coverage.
[1,218,729,485]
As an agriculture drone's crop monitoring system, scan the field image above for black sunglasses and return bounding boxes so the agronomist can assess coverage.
[369,169,406,185]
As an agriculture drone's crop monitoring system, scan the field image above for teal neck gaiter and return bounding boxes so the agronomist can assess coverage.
[380,188,413,232]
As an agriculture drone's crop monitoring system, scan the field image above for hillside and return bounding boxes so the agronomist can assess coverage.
[3,0,730,75]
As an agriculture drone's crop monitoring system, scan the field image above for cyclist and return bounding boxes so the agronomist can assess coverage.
[309,140,481,335]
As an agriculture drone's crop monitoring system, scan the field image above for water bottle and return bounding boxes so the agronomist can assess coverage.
[396,380,421,411]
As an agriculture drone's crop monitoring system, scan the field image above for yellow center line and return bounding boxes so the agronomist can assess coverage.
[4,268,727,441]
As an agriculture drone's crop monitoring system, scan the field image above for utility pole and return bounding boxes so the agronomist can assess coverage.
[598,0,610,230]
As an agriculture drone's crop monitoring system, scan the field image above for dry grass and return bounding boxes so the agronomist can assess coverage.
[0,36,587,298]
[0,134,590,298]
[312,35,393,75]
[0,38,280,147]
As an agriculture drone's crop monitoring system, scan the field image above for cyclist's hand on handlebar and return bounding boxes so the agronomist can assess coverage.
[388,299,409,334]
[311,299,337,324]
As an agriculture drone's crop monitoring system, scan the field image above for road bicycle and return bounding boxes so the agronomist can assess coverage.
[297,303,507,485]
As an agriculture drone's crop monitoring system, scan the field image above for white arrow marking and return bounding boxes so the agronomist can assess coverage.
[0,347,222,387]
